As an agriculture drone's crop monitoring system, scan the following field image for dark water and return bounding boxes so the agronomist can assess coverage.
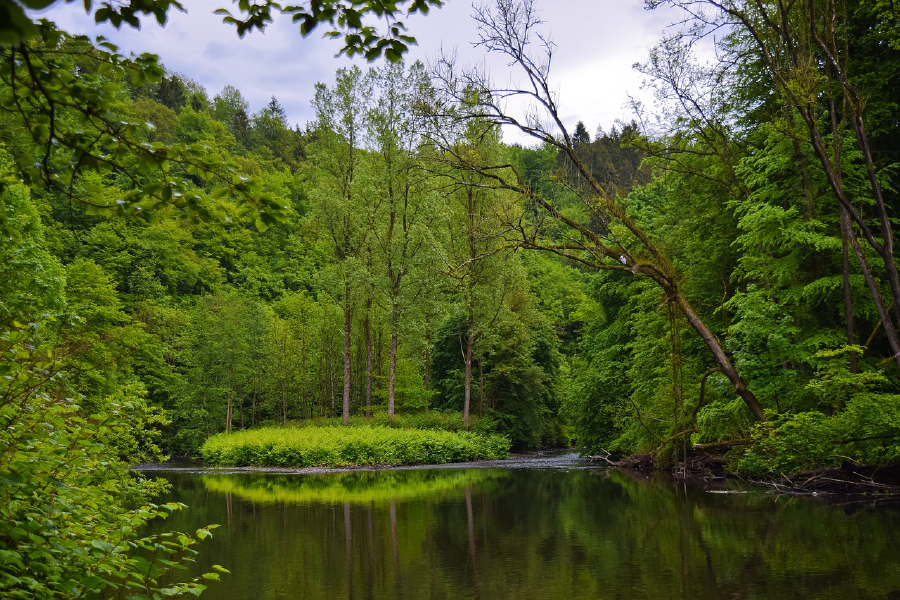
[143,455,900,599]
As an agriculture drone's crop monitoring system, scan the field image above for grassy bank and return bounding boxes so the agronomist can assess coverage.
[200,425,511,467]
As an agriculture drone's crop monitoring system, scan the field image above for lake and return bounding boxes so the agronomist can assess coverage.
[142,453,900,599]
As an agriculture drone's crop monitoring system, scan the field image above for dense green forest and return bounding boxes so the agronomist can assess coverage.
[1,0,900,596]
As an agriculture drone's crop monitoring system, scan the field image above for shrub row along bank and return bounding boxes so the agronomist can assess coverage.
[201,426,511,467]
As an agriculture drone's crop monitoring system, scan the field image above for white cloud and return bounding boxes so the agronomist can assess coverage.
[41,0,686,144]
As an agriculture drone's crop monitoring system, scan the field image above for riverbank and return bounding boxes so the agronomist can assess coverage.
[135,449,588,474]
[589,452,900,496]
[139,445,900,498]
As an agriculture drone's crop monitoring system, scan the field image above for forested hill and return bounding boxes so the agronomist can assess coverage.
[3,0,900,501]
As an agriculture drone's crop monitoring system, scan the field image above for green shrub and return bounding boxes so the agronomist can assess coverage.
[731,354,900,477]
[0,326,222,598]
[200,425,511,467]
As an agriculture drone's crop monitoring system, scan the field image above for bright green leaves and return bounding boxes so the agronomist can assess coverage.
[0,25,286,231]
[0,324,221,597]
[90,539,116,554]
[734,356,900,476]
[201,425,510,467]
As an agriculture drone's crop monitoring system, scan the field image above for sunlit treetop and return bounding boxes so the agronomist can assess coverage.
[0,0,443,238]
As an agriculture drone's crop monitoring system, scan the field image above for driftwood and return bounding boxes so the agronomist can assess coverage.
[748,466,900,496]
[693,439,752,450]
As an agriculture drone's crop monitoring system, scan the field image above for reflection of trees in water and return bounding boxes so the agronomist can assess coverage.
[344,502,352,600]
[156,470,900,599]
[201,469,503,505]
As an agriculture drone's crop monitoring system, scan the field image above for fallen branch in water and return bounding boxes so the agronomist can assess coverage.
[693,439,752,450]
[586,448,619,466]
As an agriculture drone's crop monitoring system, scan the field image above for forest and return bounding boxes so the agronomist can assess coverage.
[1,0,899,597]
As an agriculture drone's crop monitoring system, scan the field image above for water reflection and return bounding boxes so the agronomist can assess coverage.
[201,469,502,505]
[148,467,900,599]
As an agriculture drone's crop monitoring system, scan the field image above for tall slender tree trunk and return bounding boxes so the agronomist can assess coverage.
[226,392,233,434]
[846,225,900,364]
[424,316,432,402]
[388,281,400,417]
[364,299,373,419]
[301,335,308,420]
[463,306,475,428]
[328,339,336,422]
[343,280,352,426]
[463,187,478,428]
[478,361,484,416]
[388,321,398,418]
[840,208,859,373]
[226,368,233,433]
[829,87,859,374]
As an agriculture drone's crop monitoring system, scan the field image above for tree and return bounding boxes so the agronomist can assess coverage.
[185,291,261,435]
[368,60,435,417]
[129,97,178,143]
[647,0,900,368]
[267,95,287,122]
[572,121,589,146]
[0,166,223,596]
[0,326,222,597]
[212,84,250,139]
[425,107,521,427]
[0,26,284,231]
[429,0,767,422]
[0,0,446,236]
[155,73,186,111]
[310,65,374,425]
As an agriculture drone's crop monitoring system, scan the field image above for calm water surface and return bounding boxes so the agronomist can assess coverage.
[144,454,900,599]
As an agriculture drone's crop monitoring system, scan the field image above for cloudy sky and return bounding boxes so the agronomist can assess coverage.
[43,1,685,145]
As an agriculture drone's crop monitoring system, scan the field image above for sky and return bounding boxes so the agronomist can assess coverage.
[41,1,686,146]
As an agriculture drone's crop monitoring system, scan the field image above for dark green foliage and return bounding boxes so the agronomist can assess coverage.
[155,74,186,110]
[557,0,900,474]
[732,348,900,475]
[431,308,563,450]
[567,272,637,453]
[564,121,649,198]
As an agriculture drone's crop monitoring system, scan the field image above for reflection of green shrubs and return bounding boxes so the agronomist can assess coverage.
[201,425,511,467]
[201,469,500,505]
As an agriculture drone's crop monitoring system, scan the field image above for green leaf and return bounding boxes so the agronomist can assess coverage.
[91,539,115,553]
[0,471,25,485]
